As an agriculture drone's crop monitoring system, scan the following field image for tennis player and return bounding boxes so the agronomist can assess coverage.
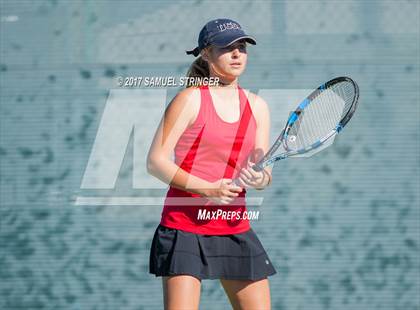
[147,18,276,309]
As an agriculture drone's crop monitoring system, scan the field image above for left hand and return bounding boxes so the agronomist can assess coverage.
[236,161,266,189]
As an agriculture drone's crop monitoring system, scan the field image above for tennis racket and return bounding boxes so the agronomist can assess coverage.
[246,76,359,174]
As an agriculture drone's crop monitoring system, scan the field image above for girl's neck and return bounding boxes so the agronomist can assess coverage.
[212,76,238,88]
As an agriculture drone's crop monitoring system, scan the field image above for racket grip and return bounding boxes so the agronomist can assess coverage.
[232,163,263,187]
[251,163,264,172]
[232,178,242,187]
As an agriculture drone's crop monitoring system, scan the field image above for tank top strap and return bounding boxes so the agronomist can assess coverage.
[237,86,252,120]
[195,85,212,123]
[223,85,254,179]
[199,84,211,110]
[199,84,210,97]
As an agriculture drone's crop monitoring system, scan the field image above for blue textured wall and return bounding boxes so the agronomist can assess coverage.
[1,1,419,309]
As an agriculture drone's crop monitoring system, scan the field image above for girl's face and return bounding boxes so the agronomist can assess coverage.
[203,40,248,80]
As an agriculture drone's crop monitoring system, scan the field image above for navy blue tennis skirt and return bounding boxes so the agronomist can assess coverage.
[149,224,277,280]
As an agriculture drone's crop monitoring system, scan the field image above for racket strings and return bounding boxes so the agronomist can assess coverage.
[288,90,340,149]
[286,81,356,151]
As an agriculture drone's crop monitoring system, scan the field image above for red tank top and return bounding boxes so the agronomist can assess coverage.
[160,85,257,235]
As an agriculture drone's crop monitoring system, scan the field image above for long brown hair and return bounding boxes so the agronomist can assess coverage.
[185,48,210,88]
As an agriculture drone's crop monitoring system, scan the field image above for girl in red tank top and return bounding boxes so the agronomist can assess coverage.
[148,18,275,310]
[160,84,257,235]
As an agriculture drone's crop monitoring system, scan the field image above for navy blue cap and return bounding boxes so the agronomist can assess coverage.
[186,19,256,57]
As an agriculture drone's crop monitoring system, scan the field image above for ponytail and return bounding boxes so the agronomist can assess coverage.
[185,56,210,88]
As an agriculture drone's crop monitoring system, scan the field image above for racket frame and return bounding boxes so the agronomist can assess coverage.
[253,76,359,172]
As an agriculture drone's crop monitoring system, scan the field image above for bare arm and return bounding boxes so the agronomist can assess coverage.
[237,93,272,190]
